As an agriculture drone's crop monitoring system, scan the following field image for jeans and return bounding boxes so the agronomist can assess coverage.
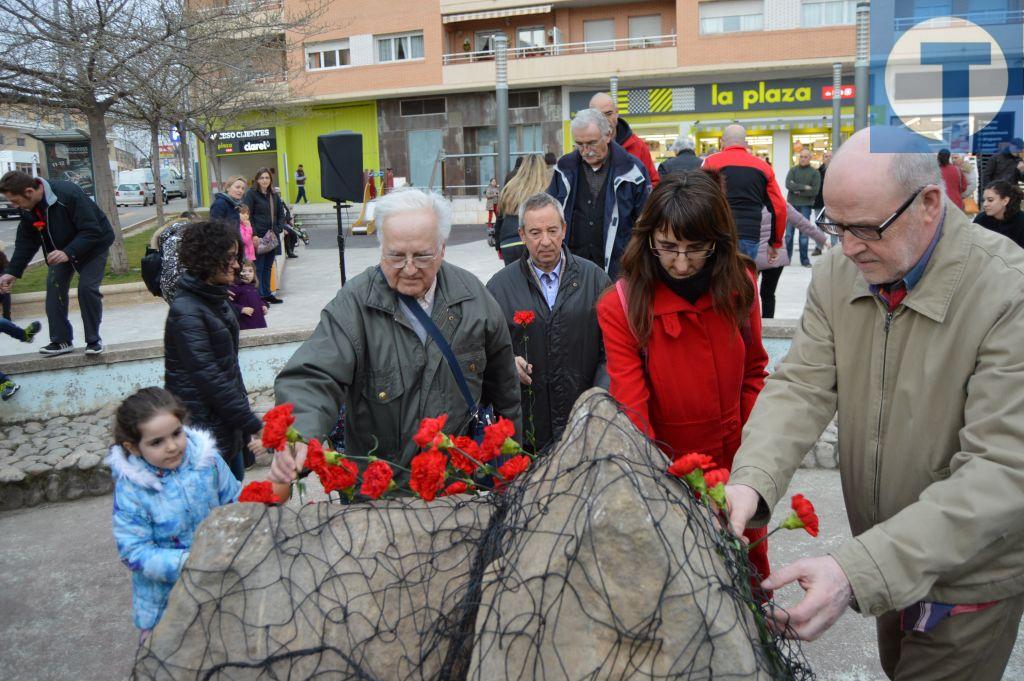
[785,205,813,265]
[46,251,107,344]
[295,186,307,203]
[255,251,274,297]
[0,316,25,341]
[737,238,760,261]
[226,449,245,482]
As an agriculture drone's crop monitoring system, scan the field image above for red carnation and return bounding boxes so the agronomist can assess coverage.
[787,494,820,537]
[440,481,470,497]
[319,459,359,495]
[667,452,716,478]
[413,414,449,449]
[703,468,730,488]
[360,460,394,500]
[513,310,536,327]
[32,220,46,232]
[494,454,531,491]
[304,438,326,475]
[238,480,281,505]
[262,403,296,451]
[480,417,517,462]
[450,436,481,476]
[410,449,448,501]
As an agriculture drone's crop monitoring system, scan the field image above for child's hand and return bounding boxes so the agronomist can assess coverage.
[269,442,308,484]
[262,306,269,314]
[241,306,254,316]
[247,435,266,457]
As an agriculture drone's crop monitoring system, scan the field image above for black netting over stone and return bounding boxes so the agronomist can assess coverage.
[133,389,814,680]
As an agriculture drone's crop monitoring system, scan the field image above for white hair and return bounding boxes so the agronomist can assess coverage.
[891,153,942,194]
[518,192,565,226]
[671,136,695,154]
[570,108,612,139]
[374,187,452,251]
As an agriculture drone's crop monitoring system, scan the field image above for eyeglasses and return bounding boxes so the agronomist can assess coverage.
[573,140,604,151]
[382,252,439,269]
[648,237,716,260]
[816,187,925,241]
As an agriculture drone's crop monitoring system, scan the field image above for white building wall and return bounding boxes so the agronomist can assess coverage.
[765,0,802,30]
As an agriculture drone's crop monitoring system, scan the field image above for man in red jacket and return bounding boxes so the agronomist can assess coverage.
[702,124,787,263]
[590,92,660,187]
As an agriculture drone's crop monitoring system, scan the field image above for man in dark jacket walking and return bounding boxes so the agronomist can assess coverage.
[547,108,650,279]
[590,92,660,186]
[784,148,821,266]
[486,193,610,451]
[658,136,701,177]
[0,171,114,356]
[702,124,787,263]
[981,138,1024,192]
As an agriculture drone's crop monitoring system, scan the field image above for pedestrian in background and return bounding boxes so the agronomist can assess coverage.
[483,177,499,230]
[975,180,1024,249]
[151,210,198,305]
[243,168,286,304]
[495,155,550,265]
[294,164,308,204]
[209,176,246,231]
[590,92,660,186]
[938,148,966,210]
[658,136,701,177]
[0,170,114,356]
[784,148,821,266]
[755,204,828,318]
[813,150,834,249]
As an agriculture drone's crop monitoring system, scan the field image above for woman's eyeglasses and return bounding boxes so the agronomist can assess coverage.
[649,237,715,260]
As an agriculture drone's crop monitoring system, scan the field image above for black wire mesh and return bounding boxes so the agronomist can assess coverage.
[134,389,813,680]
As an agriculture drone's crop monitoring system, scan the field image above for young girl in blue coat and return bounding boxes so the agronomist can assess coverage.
[106,387,258,640]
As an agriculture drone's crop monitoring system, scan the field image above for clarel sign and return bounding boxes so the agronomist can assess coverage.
[213,127,277,156]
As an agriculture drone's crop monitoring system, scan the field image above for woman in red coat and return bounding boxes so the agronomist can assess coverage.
[596,170,771,583]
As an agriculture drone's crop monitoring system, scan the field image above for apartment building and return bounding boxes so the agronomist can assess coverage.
[201,0,871,204]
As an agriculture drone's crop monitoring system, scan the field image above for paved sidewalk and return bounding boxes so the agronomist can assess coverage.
[0,224,823,358]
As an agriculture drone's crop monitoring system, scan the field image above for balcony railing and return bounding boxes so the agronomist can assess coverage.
[443,34,677,65]
[893,8,1024,31]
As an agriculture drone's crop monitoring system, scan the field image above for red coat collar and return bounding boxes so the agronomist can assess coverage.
[651,279,713,316]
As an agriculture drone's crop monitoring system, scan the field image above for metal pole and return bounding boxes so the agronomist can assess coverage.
[495,34,510,185]
[832,62,843,151]
[854,1,870,130]
[609,75,619,102]
[335,202,347,286]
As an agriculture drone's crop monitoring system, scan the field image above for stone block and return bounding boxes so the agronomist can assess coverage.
[23,422,43,434]
[63,473,87,501]
[0,466,26,483]
[23,478,45,507]
[87,469,113,496]
[77,453,101,470]
[44,473,63,502]
[22,461,52,475]
[814,442,837,469]
[800,449,817,469]
[0,484,25,511]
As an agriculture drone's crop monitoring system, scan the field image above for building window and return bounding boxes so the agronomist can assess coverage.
[509,90,540,109]
[699,0,764,34]
[583,19,616,52]
[16,137,25,147]
[628,15,663,47]
[400,98,446,116]
[376,31,424,63]
[801,0,856,26]
[305,40,351,71]
[516,26,545,50]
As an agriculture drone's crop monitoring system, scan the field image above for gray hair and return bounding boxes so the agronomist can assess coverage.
[374,187,452,251]
[671,136,695,154]
[518,192,565,226]
[891,152,942,194]
[570,108,612,139]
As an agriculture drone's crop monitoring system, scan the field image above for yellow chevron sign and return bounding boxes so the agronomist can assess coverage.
[649,88,671,112]
[617,90,630,114]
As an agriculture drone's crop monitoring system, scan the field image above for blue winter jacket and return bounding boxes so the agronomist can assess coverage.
[546,141,650,279]
[106,428,241,630]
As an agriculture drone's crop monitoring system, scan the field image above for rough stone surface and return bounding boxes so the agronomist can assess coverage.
[470,389,768,679]
[814,442,838,469]
[0,467,26,483]
[76,454,101,470]
[137,498,495,680]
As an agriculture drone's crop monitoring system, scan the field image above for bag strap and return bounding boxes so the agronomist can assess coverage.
[397,294,477,418]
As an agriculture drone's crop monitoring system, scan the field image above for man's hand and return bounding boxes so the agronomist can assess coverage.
[268,441,308,484]
[723,483,761,539]
[241,306,254,316]
[767,246,779,264]
[0,273,15,294]
[46,250,69,265]
[761,555,853,641]
[514,356,533,386]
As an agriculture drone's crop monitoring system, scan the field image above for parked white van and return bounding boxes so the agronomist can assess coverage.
[118,167,186,199]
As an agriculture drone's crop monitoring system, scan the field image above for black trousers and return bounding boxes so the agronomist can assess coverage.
[758,266,784,319]
[46,251,107,344]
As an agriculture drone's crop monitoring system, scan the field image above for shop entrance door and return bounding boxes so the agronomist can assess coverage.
[408,129,443,190]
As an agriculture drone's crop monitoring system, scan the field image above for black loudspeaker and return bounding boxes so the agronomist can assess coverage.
[318,131,362,202]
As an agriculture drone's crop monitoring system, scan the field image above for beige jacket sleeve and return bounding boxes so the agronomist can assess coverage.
[730,258,840,520]
[833,285,1024,616]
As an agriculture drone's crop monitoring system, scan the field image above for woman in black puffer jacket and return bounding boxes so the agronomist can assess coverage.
[164,220,263,480]
[242,167,286,303]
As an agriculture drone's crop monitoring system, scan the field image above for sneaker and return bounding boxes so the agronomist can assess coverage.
[812,248,822,256]
[264,295,284,304]
[0,381,19,401]
[86,341,104,355]
[39,342,73,356]
[22,321,41,343]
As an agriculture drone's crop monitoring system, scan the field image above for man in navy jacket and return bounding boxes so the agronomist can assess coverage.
[0,171,114,355]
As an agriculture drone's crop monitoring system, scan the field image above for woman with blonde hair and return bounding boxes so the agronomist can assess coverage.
[494,154,551,264]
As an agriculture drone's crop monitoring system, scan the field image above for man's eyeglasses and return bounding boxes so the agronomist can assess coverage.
[649,237,715,260]
[382,252,439,269]
[573,140,604,151]
[816,187,925,241]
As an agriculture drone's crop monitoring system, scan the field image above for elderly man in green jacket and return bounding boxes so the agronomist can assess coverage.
[268,188,522,483]
[726,127,1024,680]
